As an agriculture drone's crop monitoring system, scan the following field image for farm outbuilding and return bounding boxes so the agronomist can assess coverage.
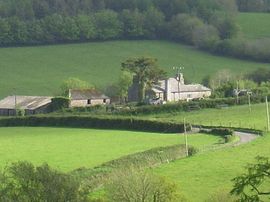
[0,96,52,116]
[69,89,110,107]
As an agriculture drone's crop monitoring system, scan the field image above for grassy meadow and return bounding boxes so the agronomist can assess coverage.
[237,12,270,39]
[155,134,270,201]
[1,40,269,98]
[141,103,270,201]
[0,127,221,171]
[140,103,268,131]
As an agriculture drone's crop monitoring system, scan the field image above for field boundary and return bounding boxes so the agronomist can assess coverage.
[0,115,190,133]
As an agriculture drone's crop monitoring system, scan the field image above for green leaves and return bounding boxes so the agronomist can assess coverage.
[231,156,270,201]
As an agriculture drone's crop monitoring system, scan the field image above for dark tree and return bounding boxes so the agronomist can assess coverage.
[121,57,166,102]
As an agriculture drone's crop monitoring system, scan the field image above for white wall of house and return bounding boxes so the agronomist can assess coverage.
[169,91,211,101]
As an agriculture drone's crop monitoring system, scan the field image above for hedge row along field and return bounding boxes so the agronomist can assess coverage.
[0,116,190,133]
[71,144,192,188]
[73,95,267,116]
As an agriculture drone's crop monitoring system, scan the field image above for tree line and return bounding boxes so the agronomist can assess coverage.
[236,0,270,12]
[0,0,237,46]
[1,0,270,63]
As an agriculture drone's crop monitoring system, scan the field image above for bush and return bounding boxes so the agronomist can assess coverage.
[51,97,70,111]
[106,169,185,202]
[0,161,87,202]
[0,116,189,133]
[211,128,233,136]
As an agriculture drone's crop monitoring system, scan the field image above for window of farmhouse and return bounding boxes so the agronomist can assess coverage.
[87,99,91,104]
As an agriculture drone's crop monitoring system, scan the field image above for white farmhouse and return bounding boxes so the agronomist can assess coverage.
[128,74,211,102]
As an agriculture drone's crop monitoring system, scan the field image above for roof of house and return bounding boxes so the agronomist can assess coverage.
[69,89,109,100]
[152,78,211,93]
[0,96,52,110]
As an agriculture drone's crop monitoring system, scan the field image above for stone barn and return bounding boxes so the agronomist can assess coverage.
[0,96,52,116]
[69,89,110,107]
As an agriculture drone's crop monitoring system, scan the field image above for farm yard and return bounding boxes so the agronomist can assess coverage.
[0,127,221,171]
[0,40,269,98]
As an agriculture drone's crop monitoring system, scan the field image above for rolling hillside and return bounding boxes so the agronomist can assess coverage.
[0,40,269,98]
[237,12,270,39]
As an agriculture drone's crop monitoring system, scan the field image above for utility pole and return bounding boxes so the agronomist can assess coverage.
[248,91,251,113]
[184,118,188,157]
[266,96,270,132]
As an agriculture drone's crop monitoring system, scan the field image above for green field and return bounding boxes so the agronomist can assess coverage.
[0,127,221,171]
[237,12,270,39]
[141,103,268,131]
[1,40,269,98]
[155,134,270,201]
[142,103,270,201]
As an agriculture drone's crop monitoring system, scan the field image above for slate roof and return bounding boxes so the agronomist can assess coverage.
[69,89,109,100]
[0,96,52,110]
[152,78,211,93]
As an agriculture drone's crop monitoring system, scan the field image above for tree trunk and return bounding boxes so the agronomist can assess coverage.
[138,81,146,103]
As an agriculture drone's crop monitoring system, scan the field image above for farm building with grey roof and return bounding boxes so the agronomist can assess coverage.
[0,96,52,116]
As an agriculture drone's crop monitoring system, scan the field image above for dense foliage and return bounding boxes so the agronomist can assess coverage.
[106,169,182,202]
[0,0,237,46]
[0,161,85,202]
[0,115,189,133]
[1,0,270,63]
[51,97,70,111]
[237,0,270,12]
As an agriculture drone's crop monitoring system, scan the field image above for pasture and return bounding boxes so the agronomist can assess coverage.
[155,134,270,201]
[237,12,270,39]
[146,103,270,201]
[0,127,221,171]
[0,40,269,98]
[141,103,268,131]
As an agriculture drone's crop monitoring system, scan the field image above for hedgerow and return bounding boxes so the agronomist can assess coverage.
[0,116,190,133]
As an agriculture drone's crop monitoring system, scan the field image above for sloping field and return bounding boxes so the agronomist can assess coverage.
[0,40,269,98]
[142,103,267,130]
[237,12,270,39]
[156,134,270,201]
[148,103,270,201]
[0,127,220,171]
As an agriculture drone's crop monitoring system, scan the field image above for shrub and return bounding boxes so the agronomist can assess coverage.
[0,116,189,133]
[51,97,70,111]
[0,161,87,202]
[106,168,185,202]
[211,128,233,136]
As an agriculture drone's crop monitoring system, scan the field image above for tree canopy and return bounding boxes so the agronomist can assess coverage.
[122,57,166,102]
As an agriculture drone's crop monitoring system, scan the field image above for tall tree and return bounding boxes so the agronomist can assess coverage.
[60,77,93,97]
[122,57,166,102]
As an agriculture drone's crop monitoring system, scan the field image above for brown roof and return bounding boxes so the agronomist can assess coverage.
[69,89,109,100]
[0,96,52,110]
